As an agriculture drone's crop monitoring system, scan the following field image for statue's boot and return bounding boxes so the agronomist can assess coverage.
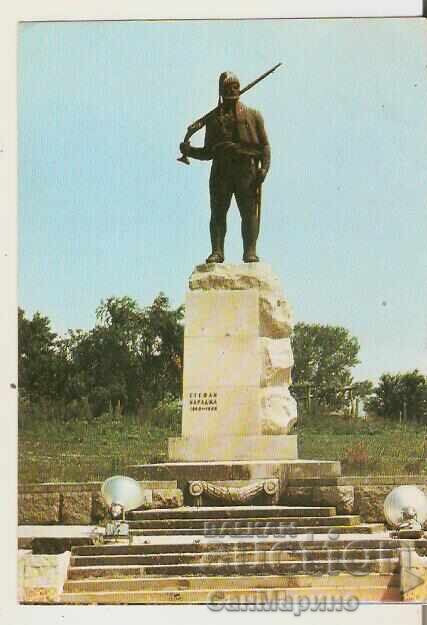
[243,251,260,263]
[206,251,224,263]
[206,225,225,264]
[242,215,260,263]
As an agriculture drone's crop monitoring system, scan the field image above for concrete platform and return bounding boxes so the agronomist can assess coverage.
[18,525,102,551]
[128,459,341,482]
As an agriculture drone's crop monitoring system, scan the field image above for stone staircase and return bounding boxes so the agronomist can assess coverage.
[59,504,408,604]
[125,505,383,536]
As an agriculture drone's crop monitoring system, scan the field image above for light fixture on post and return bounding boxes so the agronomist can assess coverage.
[384,485,427,539]
[100,475,147,542]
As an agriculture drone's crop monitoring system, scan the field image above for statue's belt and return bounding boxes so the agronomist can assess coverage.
[212,141,263,158]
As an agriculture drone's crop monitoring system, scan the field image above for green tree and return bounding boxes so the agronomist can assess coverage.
[367,370,427,422]
[65,294,184,413]
[18,308,68,402]
[351,380,374,399]
[291,322,360,409]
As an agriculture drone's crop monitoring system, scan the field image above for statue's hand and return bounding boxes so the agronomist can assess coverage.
[256,168,267,185]
[222,141,238,151]
[180,142,192,157]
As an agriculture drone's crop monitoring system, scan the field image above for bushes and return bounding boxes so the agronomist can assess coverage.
[18,394,181,429]
[88,387,112,419]
[147,397,181,429]
[341,441,380,474]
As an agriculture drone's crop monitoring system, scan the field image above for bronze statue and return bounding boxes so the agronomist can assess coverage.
[179,65,281,264]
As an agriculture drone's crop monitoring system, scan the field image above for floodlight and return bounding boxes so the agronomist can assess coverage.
[384,485,427,539]
[101,475,147,515]
[100,475,147,541]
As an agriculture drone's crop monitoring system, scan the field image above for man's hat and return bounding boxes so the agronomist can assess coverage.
[218,72,240,99]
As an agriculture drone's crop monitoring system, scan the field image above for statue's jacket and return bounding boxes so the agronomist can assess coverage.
[188,102,271,177]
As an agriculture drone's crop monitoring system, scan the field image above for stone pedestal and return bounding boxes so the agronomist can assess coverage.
[168,262,298,462]
[129,262,342,500]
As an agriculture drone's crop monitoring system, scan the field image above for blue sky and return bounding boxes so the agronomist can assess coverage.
[18,18,427,381]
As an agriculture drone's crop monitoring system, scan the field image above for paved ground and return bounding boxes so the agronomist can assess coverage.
[18,524,392,545]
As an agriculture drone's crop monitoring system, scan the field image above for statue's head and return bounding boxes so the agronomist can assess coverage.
[219,72,240,100]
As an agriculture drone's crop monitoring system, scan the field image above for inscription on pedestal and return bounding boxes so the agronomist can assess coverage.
[189,391,218,412]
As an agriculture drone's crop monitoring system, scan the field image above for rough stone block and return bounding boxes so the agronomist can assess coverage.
[152,488,184,509]
[22,587,58,603]
[61,492,92,525]
[259,292,293,338]
[92,493,108,523]
[284,486,314,505]
[18,493,60,525]
[401,549,427,601]
[260,387,298,435]
[354,486,393,523]
[19,551,70,604]
[260,337,293,386]
[313,486,355,515]
[189,262,283,293]
[355,484,427,524]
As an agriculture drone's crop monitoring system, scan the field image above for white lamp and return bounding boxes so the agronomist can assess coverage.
[384,485,427,539]
[100,475,147,540]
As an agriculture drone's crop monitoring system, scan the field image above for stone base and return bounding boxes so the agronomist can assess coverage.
[128,459,342,482]
[168,435,298,462]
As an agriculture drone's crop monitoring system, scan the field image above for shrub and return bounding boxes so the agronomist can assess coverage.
[342,440,380,474]
[149,396,181,429]
[89,387,111,418]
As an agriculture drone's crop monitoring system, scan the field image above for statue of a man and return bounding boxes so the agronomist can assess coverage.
[180,71,271,263]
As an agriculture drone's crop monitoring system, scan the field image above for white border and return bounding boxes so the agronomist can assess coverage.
[8,0,424,21]
[1,1,423,624]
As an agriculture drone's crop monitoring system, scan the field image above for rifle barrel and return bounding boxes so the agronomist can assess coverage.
[239,62,282,96]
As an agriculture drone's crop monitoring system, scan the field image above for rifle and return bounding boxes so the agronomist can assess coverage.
[177,63,282,165]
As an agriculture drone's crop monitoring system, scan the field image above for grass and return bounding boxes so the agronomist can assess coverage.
[18,410,427,483]
[298,412,427,476]
[18,412,180,484]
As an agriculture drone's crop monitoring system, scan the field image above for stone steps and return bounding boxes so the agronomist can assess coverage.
[67,557,399,579]
[127,515,362,530]
[127,505,337,519]
[129,523,384,536]
[63,572,400,593]
[138,557,400,578]
[70,548,399,568]
[60,584,401,604]
[68,565,142,579]
[59,503,397,604]
[72,538,401,556]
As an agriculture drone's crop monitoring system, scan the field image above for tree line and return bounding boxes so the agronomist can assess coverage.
[19,294,184,419]
[18,295,427,423]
